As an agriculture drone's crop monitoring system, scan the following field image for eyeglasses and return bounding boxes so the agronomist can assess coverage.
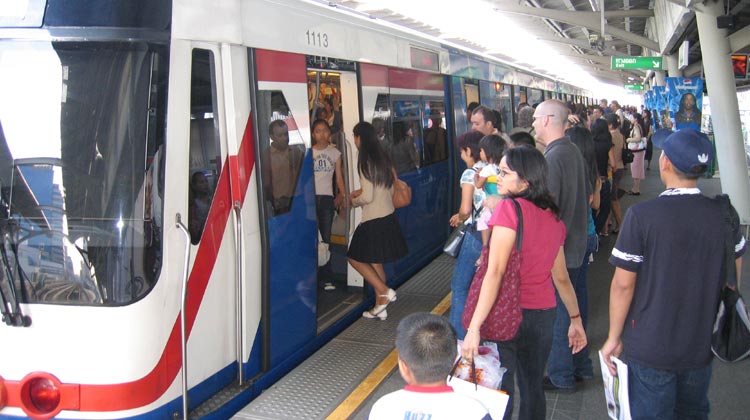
[533,114,555,120]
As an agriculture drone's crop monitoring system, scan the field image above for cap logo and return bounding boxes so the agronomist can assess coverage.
[698,153,709,163]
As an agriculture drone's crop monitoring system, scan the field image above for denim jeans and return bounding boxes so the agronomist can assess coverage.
[629,361,712,420]
[316,195,335,279]
[449,227,482,339]
[569,234,598,379]
[546,265,584,388]
[496,308,556,420]
[315,195,335,243]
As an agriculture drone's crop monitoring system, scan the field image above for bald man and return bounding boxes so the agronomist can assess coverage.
[532,99,592,392]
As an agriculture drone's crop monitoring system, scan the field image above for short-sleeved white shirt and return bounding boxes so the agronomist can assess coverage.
[369,385,491,420]
[460,166,484,223]
[312,145,341,196]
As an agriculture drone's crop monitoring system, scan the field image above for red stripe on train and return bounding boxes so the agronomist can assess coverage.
[256,49,306,83]
[5,117,256,413]
[361,62,444,91]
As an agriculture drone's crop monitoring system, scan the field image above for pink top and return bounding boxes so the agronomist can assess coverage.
[489,198,565,309]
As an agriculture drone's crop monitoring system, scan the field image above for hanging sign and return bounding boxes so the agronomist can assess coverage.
[611,56,663,70]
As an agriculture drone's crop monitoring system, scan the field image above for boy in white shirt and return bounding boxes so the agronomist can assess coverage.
[369,313,490,420]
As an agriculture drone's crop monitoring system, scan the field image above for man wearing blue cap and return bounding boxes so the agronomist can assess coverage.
[601,129,746,419]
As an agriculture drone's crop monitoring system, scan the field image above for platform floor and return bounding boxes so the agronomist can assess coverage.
[234,162,750,420]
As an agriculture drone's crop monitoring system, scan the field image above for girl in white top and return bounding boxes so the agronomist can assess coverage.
[347,121,408,320]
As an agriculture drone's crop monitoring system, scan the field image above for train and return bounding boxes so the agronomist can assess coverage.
[0,0,593,419]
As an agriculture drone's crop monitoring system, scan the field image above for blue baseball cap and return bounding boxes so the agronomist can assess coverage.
[651,128,713,175]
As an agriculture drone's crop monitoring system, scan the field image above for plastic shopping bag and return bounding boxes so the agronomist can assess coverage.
[453,340,505,389]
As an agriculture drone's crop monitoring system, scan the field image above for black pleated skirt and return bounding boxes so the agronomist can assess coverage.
[347,212,408,263]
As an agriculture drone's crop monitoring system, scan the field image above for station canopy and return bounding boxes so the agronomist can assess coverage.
[322,0,750,99]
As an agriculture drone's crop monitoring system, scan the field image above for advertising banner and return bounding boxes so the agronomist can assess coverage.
[666,77,704,131]
[653,86,669,129]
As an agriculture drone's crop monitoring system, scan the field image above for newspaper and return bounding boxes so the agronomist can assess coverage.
[599,351,631,420]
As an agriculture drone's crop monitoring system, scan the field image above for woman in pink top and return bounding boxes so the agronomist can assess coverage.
[462,146,587,420]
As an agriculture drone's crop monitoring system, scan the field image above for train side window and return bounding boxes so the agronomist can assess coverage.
[422,100,447,165]
[188,48,222,244]
[371,94,392,156]
[391,99,421,174]
[257,91,305,217]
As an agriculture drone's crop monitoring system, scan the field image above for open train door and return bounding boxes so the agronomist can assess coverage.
[306,58,365,332]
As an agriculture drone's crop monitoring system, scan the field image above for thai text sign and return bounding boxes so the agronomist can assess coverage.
[611,56,663,70]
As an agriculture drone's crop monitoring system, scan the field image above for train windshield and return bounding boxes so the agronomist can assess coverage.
[0,41,167,306]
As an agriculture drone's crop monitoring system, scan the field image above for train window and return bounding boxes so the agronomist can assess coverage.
[389,99,421,174]
[422,100,447,165]
[188,48,221,245]
[527,88,544,108]
[0,41,167,306]
[479,81,512,133]
[257,91,305,217]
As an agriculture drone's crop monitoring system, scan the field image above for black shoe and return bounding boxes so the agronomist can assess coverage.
[542,376,576,393]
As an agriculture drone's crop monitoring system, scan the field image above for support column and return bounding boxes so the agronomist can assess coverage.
[696,1,750,223]
[665,54,682,77]
[654,70,666,86]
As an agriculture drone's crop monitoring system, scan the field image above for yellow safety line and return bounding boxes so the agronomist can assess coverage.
[325,292,452,420]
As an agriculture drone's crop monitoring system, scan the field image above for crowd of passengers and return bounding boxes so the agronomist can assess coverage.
[361,98,746,420]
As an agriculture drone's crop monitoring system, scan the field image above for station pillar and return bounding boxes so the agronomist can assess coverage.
[654,70,666,86]
[695,0,750,223]
[665,54,682,77]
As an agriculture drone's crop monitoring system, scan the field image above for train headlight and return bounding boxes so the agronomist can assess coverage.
[29,378,60,413]
[19,373,65,419]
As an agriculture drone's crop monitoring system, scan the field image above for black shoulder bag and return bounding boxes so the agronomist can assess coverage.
[711,194,750,362]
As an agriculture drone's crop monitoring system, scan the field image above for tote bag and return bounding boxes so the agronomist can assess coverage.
[711,194,750,362]
[392,176,412,208]
[462,199,523,342]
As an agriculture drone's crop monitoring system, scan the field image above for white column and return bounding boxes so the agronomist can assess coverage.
[696,1,750,223]
[654,71,666,86]
[665,54,682,77]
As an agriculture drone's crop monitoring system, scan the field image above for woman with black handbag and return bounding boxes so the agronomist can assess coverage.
[446,131,485,338]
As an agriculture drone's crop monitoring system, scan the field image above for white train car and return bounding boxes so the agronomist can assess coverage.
[0,1,591,419]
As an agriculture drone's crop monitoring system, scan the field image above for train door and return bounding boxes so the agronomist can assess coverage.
[165,41,240,399]
[306,58,364,332]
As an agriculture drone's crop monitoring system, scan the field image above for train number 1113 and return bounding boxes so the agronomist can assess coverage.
[306,30,329,48]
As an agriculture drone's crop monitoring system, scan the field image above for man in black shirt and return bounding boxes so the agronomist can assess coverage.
[602,129,746,419]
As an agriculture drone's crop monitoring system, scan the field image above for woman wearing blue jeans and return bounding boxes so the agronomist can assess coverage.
[448,131,485,339]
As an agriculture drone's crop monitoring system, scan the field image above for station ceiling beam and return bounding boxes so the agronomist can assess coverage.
[491,3,659,52]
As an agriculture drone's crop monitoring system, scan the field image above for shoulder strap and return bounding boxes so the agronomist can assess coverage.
[510,198,523,250]
[716,194,739,288]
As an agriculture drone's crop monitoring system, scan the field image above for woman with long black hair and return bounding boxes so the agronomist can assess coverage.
[347,121,408,320]
[462,146,586,420]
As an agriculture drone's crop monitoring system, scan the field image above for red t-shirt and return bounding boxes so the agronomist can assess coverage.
[489,197,565,309]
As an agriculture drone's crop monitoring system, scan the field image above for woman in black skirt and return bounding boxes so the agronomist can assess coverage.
[348,121,408,320]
